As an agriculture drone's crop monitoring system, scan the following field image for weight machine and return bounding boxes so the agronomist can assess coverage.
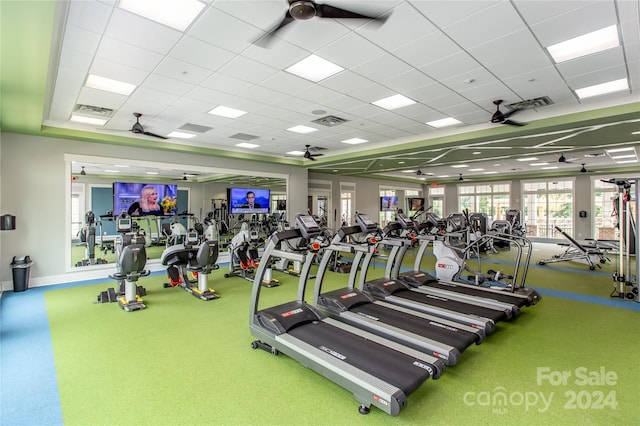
[76,211,108,267]
[603,178,639,301]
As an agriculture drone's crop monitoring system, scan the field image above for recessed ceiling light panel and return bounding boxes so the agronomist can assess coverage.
[426,117,462,128]
[208,106,247,118]
[371,94,416,110]
[575,78,628,99]
[119,0,205,31]
[286,125,318,134]
[85,74,136,96]
[285,55,344,82]
[341,138,368,145]
[547,25,619,63]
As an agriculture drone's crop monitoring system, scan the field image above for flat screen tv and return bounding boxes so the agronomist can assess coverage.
[409,197,425,211]
[229,187,270,215]
[380,195,399,212]
[276,199,287,211]
[113,182,178,217]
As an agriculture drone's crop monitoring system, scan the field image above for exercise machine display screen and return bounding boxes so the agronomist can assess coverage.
[356,213,377,232]
[295,214,322,239]
[395,212,414,229]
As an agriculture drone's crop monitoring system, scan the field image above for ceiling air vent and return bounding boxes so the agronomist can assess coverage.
[312,115,349,127]
[506,96,554,111]
[230,133,259,141]
[179,123,213,133]
[75,104,114,117]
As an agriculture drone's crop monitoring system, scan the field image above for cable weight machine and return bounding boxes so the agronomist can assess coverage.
[603,178,639,301]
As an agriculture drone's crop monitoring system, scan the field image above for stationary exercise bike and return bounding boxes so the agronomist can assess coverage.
[97,215,150,311]
[224,222,279,287]
[76,211,108,267]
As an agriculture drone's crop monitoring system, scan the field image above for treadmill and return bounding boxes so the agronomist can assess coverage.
[249,214,445,416]
[392,212,540,308]
[312,214,485,367]
[352,215,515,335]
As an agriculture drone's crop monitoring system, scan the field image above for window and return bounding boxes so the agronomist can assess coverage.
[457,183,510,221]
[522,179,574,237]
[428,186,445,217]
[340,182,355,227]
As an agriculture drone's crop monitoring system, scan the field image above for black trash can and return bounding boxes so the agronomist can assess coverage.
[10,256,32,292]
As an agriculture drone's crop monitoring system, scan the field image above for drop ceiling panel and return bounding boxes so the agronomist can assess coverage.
[259,71,314,94]
[143,74,195,97]
[242,39,309,69]
[219,55,279,84]
[564,64,629,90]
[89,58,150,86]
[529,1,618,46]
[380,69,435,94]
[62,25,102,56]
[442,2,526,50]
[189,7,257,53]
[278,19,351,51]
[392,31,464,69]
[96,37,165,72]
[211,0,285,31]
[153,57,212,85]
[410,0,499,28]
[66,0,112,33]
[318,31,386,69]
[555,47,625,79]
[168,36,237,71]
[105,9,182,55]
[512,0,591,26]
[77,87,128,111]
[319,70,376,94]
[358,2,437,51]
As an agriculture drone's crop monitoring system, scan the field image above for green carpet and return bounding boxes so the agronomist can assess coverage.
[46,245,640,425]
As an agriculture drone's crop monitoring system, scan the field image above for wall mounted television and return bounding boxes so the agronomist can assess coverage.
[408,197,425,211]
[228,187,270,215]
[380,195,399,212]
[113,182,178,217]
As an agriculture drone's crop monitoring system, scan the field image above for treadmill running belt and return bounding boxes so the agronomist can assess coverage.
[288,321,431,394]
[394,289,508,323]
[350,303,478,350]
[421,280,528,307]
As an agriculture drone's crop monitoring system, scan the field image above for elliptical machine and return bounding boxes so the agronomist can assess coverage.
[224,222,279,287]
[76,211,108,267]
[97,214,150,311]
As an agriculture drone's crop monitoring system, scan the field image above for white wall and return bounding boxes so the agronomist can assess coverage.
[0,133,307,288]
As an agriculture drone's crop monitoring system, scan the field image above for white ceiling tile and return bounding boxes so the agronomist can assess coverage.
[219,56,279,84]
[356,2,437,51]
[201,73,253,94]
[154,57,212,85]
[129,87,179,106]
[76,87,128,110]
[211,0,285,32]
[274,18,352,52]
[89,58,149,86]
[530,1,618,46]
[321,95,367,112]
[513,0,592,26]
[352,54,413,83]
[317,32,386,69]
[419,51,482,82]
[142,74,195,97]
[320,71,374,94]
[184,85,235,105]
[392,31,463,68]
[348,82,396,103]
[564,64,629,90]
[242,39,309,70]
[62,25,102,56]
[442,2,526,49]
[556,47,625,80]
[67,0,113,34]
[259,71,313,94]
[105,8,182,55]
[58,48,92,77]
[406,82,456,104]
[292,85,343,105]
[410,0,499,28]
[240,85,289,105]
[190,6,260,53]
[96,37,164,72]
[381,69,435,94]
[168,36,236,71]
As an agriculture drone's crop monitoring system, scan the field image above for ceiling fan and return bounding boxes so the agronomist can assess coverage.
[303,144,324,161]
[558,153,579,164]
[255,0,388,46]
[129,113,168,139]
[491,100,526,127]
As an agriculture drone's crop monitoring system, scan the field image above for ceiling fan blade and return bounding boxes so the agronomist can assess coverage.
[316,4,383,20]
[143,131,168,139]
[254,12,294,46]
[501,108,521,120]
[310,152,324,157]
[503,119,526,127]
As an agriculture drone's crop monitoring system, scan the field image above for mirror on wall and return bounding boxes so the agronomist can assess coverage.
[68,158,287,269]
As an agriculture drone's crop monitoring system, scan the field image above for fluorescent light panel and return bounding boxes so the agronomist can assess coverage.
[547,25,619,63]
[371,94,416,110]
[426,117,462,128]
[119,0,205,31]
[517,157,538,162]
[235,142,259,149]
[610,154,636,159]
[606,147,635,153]
[85,74,136,96]
[451,164,468,168]
[530,162,549,166]
[285,55,344,82]
[286,125,317,134]
[167,131,197,139]
[208,106,247,118]
[286,150,305,156]
[575,78,628,99]
[70,114,108,126]
[616,159,638,164]
[341,138,368,145]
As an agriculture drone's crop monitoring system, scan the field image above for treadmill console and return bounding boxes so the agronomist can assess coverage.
[295,214,322,239]
[395,212,415,229]
[355,213,378,233]
[117,218,132,233]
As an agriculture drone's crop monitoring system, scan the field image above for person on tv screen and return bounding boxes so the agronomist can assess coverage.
[241,191,261,209]
[128,185,162,216]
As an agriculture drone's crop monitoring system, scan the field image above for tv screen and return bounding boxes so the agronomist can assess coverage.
[380,195,399,212]
[113,182,178,217]
[276,199,287,211]
[229,187,270,215]
[409,197,425,211]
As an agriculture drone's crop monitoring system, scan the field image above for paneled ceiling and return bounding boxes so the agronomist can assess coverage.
[1,0,639,183]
